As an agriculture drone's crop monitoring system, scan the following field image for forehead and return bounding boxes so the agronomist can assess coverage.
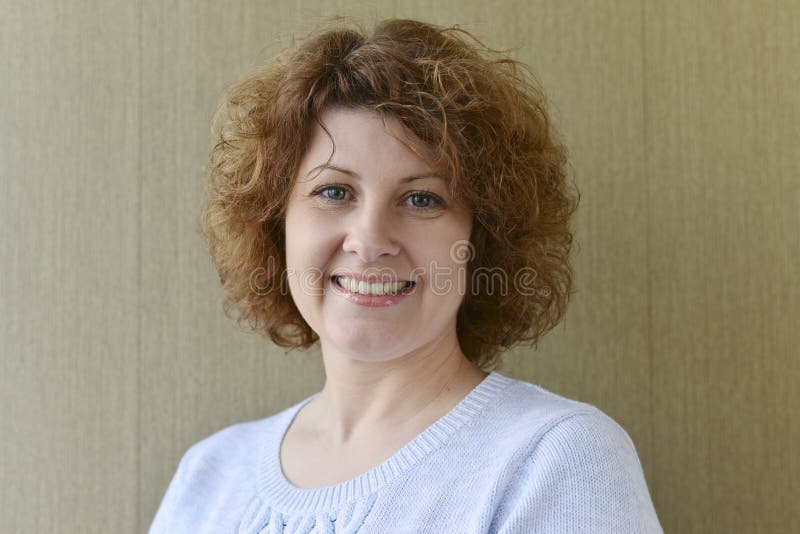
[299,107,439,177]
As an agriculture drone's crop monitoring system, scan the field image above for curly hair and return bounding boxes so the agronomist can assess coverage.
[200,16,580,371]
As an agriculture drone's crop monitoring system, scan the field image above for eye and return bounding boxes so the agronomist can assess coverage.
[308,184,349,204]
[406,191,443,211]
[310,184,350,203]
[309,184,444,212]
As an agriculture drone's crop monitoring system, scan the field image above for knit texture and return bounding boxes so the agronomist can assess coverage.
[149,371,663,533]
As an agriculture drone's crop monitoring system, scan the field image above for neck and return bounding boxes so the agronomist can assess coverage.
[311,336,488,446]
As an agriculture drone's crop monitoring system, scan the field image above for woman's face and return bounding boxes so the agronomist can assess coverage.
[284,107,473,363]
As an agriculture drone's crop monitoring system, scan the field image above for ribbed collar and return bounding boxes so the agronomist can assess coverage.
[257,370,512,513]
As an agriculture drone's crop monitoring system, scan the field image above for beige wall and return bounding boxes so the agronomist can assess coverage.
[2,1,798,532]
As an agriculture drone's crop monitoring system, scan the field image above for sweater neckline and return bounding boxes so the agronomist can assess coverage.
[257,370,512,513]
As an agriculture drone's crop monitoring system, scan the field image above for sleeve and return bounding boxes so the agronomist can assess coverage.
[492,410,664,534]
[147,446,195,534]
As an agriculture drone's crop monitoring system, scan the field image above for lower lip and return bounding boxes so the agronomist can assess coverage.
[330,277,417,307]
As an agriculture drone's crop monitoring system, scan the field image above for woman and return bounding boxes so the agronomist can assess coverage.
[150,17,663,533]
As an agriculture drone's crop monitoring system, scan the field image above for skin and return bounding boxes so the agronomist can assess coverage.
[283,107,488,480]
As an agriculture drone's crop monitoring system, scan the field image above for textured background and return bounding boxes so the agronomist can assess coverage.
[1,1,798,532]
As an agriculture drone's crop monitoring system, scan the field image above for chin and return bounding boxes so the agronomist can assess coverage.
[328,328,411,363]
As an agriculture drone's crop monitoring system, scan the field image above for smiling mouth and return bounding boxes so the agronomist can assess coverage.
[330,276,416,296]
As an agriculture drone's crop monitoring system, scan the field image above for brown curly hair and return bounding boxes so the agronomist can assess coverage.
[199,16,580,371]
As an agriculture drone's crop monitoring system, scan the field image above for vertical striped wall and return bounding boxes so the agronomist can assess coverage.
[1,1,797,532]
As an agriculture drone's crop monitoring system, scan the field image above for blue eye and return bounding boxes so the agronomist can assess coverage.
[310,184,444,211]
[319,185,347,201]
[407,192,440,210]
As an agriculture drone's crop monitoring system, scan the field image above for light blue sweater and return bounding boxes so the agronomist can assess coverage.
[149,371,663,533]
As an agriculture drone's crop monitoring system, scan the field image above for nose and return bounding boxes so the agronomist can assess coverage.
[341,205,400,263]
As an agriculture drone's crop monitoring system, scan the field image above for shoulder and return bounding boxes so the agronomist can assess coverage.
[523,405,643,483]
[487,374,628,456]
[485,375,663,532]
[176,397,305,481]
[498,375,644,479]
[527,384,635,454]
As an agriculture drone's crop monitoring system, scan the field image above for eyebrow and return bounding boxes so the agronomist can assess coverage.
[304,164,444,183]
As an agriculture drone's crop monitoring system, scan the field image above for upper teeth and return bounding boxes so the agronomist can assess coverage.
[335,277,410,296]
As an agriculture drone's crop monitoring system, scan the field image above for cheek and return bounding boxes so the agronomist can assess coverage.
[284,213,335,324]
[415,221,472,268]
[411,242,466,297]
[411,220,471,299]
[285,209,339,279]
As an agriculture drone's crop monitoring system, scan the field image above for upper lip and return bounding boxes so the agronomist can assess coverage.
[331,272,413,284]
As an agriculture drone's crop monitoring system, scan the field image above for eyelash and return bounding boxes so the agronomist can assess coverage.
[309,184,445,211]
